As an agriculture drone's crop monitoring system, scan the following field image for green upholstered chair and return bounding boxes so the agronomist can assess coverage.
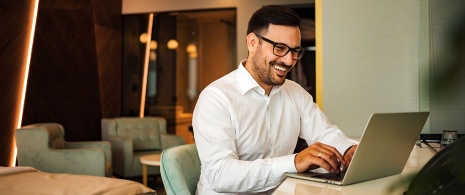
[15,123,112,177]
[101,117,185,178]
[160,144,201,195]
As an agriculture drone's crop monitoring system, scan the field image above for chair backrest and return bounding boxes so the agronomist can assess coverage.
[111,117,167,151]
[43,123,66,149]
[160,144,200,195]
[16,123,66,151]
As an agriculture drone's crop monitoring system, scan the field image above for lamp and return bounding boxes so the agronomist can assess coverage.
[139,33,148,43]
[167,39,178,50]
[186,43,198,58]
[150,40,158,50]
[186,44,197,53]
[186,43,198,100]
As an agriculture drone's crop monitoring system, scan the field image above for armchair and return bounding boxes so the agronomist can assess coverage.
[101,117,185,178]
[15,123,112,177]
[161,144,200,195]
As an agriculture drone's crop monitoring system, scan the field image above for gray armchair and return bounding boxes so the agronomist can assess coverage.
[15,123,112,177]
[101,117,185,178]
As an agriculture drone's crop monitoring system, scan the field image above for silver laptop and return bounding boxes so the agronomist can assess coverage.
[285,112,430,185]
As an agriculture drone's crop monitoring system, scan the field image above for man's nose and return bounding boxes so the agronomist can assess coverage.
[281,51,295,65]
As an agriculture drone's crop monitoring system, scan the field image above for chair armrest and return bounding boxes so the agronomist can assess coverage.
[43,148,106,176]
[66,141,112,162]
[103,135,133,177]
[161,134,185,150]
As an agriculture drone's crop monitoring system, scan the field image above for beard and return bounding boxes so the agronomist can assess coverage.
[251,46,289,86]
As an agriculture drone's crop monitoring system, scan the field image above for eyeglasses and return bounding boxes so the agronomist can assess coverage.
[254,33,306,60]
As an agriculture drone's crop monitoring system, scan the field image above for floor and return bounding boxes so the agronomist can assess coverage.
[146,176,166,195]
[118,175,166,195]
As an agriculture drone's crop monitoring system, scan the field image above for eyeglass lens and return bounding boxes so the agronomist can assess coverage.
[273,43,305,60]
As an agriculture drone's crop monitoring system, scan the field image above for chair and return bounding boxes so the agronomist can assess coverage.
[101,117,185,178]
[160,144,201,195]
[15,123,112,177]
[405,136,465,194]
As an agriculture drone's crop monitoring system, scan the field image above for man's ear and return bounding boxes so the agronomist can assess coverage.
[246,33,258,53]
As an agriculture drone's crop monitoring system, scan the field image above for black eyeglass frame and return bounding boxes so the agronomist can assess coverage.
[254,33,306,60]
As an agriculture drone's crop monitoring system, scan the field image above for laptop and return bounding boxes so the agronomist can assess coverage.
[285,112,430,185]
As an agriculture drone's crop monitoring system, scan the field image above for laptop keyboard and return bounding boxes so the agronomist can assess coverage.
[313,170,346,181]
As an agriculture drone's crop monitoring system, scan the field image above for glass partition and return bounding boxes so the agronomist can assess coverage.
[419,0,465,138]
[122,9,237,120]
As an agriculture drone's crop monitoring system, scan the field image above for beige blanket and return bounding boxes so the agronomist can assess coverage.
[0,166,156,195]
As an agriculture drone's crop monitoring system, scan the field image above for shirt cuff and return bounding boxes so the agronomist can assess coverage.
[335,139,359,155]
[271,154,298,174]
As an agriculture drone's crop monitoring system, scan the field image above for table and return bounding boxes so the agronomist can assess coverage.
[140,154,161,186]
[273,144,436,195]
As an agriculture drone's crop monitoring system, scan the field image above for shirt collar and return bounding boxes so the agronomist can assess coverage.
[237,59,282,96]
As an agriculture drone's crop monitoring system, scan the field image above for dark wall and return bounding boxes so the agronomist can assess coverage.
[21,0,122,141]
[0,0,37,166]
[121,14,147,116]
[153,13,177,107]
[93,0,123,119]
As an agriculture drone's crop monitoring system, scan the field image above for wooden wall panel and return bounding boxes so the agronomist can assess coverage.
[22,0,122,141]
[93,0,122,118]
[0,0,37,166]
[23,2,101,141]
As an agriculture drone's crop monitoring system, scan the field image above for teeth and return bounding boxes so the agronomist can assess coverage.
[274,65,287,72]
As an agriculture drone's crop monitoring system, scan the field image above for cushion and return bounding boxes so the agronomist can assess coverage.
[43,123,66,149]
[115,118,162,150]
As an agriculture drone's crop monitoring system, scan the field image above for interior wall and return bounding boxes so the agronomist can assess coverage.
[153,14,177,107]
[175,15,192,112]
[196,20,234,109]
[93,0,123,118]
[318,0,423,137]
[121,15,146,116]
[428,0,465,135]
[22,0,122,141]
[0,0,37,166]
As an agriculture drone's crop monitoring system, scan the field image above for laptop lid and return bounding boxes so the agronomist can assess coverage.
[286,112,430,185]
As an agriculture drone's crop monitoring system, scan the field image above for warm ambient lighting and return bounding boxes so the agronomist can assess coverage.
[186,43,197,53]
[150,40,157,50]
[186,43,198,58]
[167,39,178,50]
[140,13,154,118]
[139,33,148,43]
[14,0,39,167]
[140,33,158,51]
[189,52,198,58]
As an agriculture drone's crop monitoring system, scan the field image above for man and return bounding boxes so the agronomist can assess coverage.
[193,5,358,194]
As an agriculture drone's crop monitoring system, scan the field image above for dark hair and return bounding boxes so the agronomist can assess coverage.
[247,5,301,35]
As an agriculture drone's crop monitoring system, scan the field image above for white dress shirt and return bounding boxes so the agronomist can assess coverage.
[193,61,357,194]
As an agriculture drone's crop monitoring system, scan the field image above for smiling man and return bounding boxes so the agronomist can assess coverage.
[193,5,358,194]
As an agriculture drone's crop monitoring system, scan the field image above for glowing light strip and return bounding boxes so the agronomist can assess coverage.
[139,13,154,118]
[13,0,39,167]
[315,0,323,109]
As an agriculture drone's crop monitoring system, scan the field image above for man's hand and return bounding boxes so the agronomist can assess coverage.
[294,142,345,173]
[343,145,357,169]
